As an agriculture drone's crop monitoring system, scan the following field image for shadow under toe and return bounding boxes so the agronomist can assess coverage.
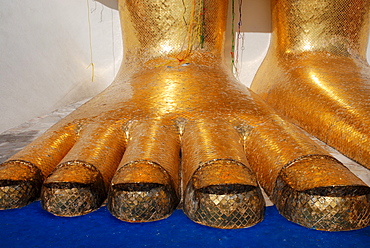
[107,162,179,222]
[41,161,106,216]
[0,160,43,209]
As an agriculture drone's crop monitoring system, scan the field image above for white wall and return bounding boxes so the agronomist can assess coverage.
[1,0,369,133]
[0,0,122,133]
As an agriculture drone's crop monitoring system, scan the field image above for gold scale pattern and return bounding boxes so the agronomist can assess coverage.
[250,0,370,230]
[0,0,369,230]
[252,0,370,169]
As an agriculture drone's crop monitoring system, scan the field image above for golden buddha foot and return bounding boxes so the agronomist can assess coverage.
[0,0,369,231]
[252,0,370,170]
[250,0,370,230]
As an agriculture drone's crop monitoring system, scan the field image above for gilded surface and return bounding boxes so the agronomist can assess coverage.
[252,0,370,169]
[251,0,370,230]
[0,0,369,230]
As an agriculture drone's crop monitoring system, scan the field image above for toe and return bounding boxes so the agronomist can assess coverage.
[184,160,265,229]
[0,124,77,209]
[182,121,265,229]
[40,123,126,216]
[108,162,178,222]
[0,160,43,209]
[41,161,106,216]
[107,121,180,222]
[273,155,370,231]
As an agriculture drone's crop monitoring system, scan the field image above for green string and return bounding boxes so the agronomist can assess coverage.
[200,0,205,48]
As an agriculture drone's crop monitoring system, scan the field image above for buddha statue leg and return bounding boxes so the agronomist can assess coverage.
[252,0,370,170]
[0,0,369,230]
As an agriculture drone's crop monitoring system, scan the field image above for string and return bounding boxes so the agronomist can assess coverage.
[99,4,104,23]
[238,0,245,79]
[86,0,95,82]
[170,0,206,64]
[181,0,188,25]
[234,0,243,77]
[199,0,205,48]
[186,0,197,59]
[232,0,243,78]
[177,0,197,62]
[91,0,97,13]
[111,9,116,78]
[231,0,236,70]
